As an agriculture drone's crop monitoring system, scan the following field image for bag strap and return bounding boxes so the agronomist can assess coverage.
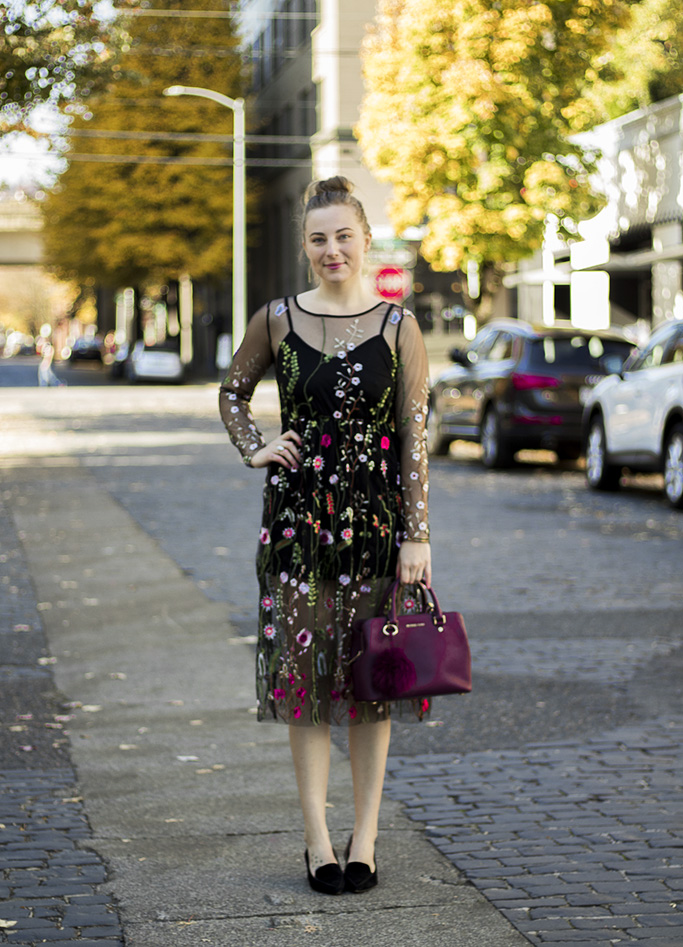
[378,579,440,622]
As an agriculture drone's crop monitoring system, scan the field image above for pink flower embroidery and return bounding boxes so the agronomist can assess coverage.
[263,624,276,639]
[293,707,302,719]
[259,528,270,545]
[331,690,341,701]
[348,706,357,719]
[321,434,332,448]
[261,596,274,609]
[339,574,351,586]
[283,527,295,539]
[313,455,324,471]
[381,436,390,449]
[296,687,306,701]
[288,674,296,685]
[296,629,312,648]
[320,530,333,546]
[273,688,286,700]
[325,597,334,609]
[360,584,371,594]
[341,528,353,541]
[421,698,430,713]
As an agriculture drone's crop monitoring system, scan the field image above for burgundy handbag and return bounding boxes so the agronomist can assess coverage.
[350,581,472,702]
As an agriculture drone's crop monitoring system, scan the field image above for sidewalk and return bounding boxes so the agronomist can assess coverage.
[1,457,527,947]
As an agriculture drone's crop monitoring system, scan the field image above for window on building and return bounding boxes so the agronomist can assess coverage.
[273,8,285,72]
[262,23,273,84]
[302,0,317,39]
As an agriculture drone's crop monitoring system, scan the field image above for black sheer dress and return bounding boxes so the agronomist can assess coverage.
[219,296,430,725]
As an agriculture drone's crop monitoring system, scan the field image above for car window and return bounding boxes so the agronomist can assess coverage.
[662,330,683,365]
[487,332,515,362]
[628,338,667,371]
[525,335,633,372]
[464,327,497,364]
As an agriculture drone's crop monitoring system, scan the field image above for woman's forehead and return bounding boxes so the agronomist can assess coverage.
[304,204,361,235]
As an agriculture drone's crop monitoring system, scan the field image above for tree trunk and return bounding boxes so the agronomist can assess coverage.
[461,261,506,325]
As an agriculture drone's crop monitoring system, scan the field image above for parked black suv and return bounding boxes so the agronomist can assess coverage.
[428,319,634,467]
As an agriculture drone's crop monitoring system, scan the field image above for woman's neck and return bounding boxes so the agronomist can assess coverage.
[298,280,381,315]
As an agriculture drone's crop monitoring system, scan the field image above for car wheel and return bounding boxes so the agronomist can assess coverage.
[663,422,683,509]
[585,416,620,491]
[480,407,513,469]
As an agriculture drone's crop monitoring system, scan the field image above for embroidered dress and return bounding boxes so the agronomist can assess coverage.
[219,296,430,725]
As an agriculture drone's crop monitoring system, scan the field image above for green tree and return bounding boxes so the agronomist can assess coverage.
[356,0,641,320]
[0,1,134,134]
[583,0,683,120]
[42,0,245,291]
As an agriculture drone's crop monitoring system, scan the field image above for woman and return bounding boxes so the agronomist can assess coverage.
[219,176,430,894]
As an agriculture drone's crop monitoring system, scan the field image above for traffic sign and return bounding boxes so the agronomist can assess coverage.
[374,266,412,302]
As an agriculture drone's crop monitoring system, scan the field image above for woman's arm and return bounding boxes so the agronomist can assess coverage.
[394,312,431,586]
[218,304,273,466]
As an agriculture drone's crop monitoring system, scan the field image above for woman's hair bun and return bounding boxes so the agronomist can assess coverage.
[300,175,370,240]
[304,176,353,203]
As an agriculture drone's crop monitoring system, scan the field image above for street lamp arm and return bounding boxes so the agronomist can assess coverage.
[163,84,246,356]
[163,85,244,113]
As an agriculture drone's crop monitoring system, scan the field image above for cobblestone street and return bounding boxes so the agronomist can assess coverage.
[386,717,683,945]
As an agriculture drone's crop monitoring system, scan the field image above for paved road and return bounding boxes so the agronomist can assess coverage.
[1,382,682,945]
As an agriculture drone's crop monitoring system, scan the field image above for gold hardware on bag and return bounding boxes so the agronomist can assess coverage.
[382,622,399,637]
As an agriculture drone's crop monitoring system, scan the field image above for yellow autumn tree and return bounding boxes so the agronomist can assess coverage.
[356,0,638,319]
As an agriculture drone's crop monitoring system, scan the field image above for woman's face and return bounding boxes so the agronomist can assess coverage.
[302,204,371,286]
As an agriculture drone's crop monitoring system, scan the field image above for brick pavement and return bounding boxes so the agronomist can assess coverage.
[0,771,123,946]
[1,498,125,946]
[385,716,683,947]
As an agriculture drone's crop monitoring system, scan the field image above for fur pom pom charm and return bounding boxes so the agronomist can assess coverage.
[371,648,417,698]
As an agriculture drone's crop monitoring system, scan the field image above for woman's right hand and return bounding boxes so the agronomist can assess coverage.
[250,430,302,470]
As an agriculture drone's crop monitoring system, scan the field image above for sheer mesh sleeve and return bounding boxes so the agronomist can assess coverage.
[395,311,430,541]
[218,303,273,466]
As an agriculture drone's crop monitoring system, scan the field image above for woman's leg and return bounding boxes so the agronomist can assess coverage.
[288,723,337,869]
[347,717,391,869]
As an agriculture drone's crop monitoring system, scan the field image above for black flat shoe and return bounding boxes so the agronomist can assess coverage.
[304,850,344,895]
[343,834,378,893]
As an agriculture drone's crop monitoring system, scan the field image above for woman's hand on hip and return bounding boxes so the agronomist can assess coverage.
[250,430,302,470]
[397,540,432,587]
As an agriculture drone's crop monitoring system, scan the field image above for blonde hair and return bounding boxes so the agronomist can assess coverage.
[300,176,371,240]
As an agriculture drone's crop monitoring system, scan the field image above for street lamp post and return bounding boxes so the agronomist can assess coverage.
[163,85,246,354]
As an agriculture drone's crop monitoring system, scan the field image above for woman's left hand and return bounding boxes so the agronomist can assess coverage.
[397,540,432,587]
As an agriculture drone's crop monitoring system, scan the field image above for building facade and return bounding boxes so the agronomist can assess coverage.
[511,93,683,335]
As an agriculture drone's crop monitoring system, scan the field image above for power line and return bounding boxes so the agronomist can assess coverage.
[114,7,318,20]
[63,128,315,145]
[7,151,321,168]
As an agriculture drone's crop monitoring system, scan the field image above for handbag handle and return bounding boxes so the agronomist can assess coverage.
[379,579,446,636]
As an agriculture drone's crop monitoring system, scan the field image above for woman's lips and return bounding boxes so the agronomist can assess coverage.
[325,262,344,270]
